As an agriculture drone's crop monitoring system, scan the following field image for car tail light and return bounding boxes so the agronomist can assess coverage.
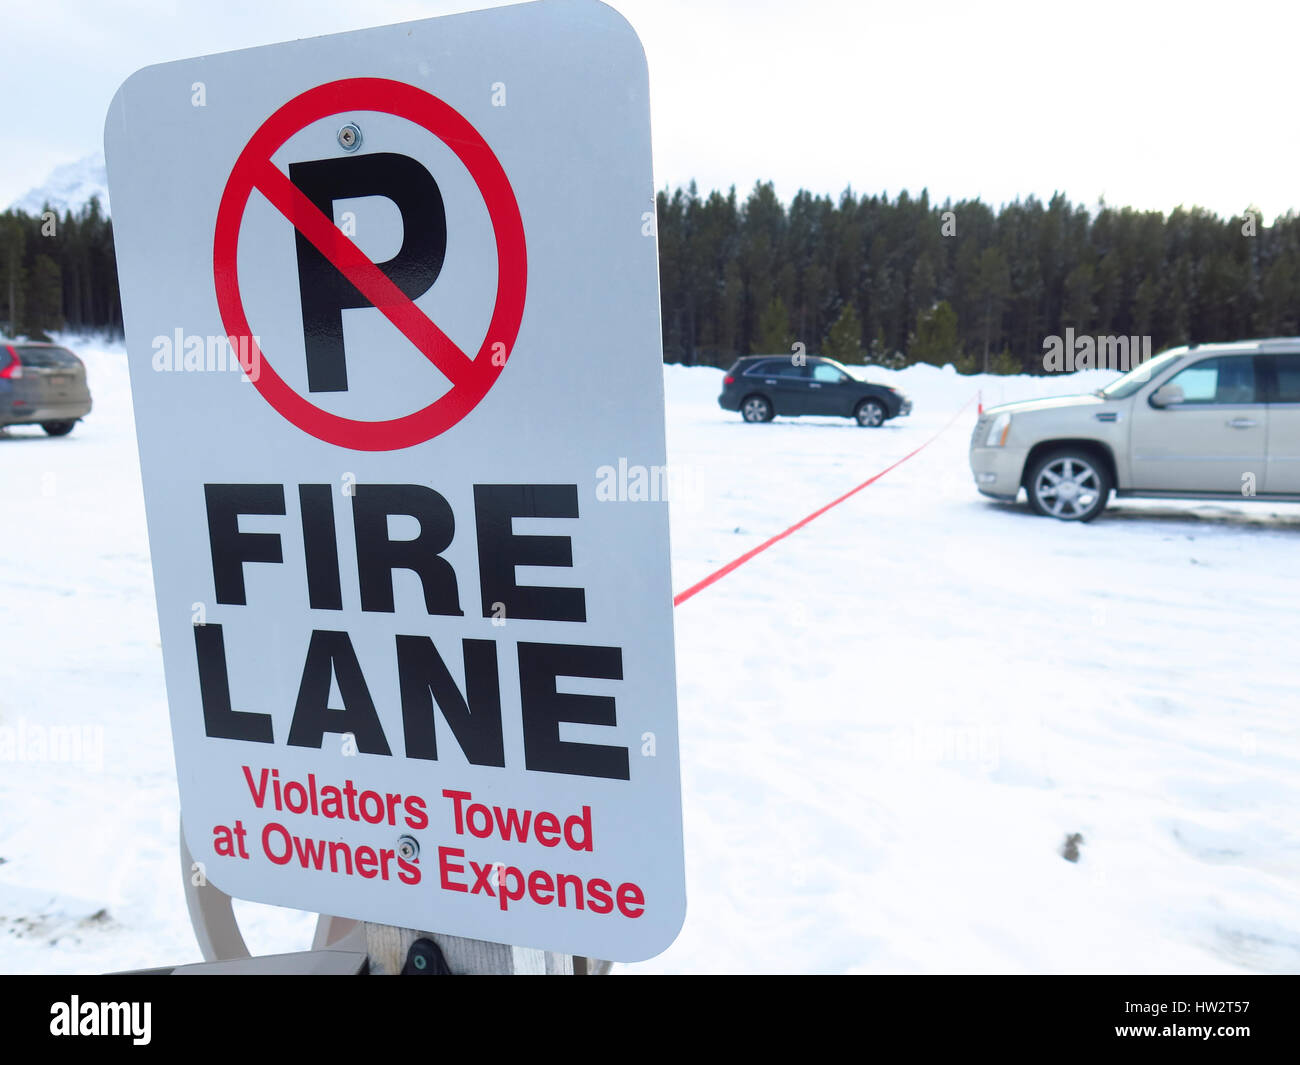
[723,375,735,385]
[0,345,21,380]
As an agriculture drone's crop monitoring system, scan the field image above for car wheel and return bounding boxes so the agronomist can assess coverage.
[1026,449,1111,521]
[854,399,886,427]
[41,421,76,437]
[741,395,773,423]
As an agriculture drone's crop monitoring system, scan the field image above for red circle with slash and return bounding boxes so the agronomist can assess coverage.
[214,77,526,451]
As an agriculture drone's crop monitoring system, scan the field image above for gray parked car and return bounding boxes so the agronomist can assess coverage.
[718,355,912,426]
[970,338,1300,520]
[0,342,92,436]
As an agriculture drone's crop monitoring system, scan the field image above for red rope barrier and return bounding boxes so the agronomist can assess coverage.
[673,396,978,607]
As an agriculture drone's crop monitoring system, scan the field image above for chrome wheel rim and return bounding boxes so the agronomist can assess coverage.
[743,398,769,422]
[1035,457,1101,518]
[857,402,884,426]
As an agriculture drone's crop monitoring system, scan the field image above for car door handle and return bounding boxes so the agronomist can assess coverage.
[764,379,776,384]
[1227,418,1258,428]
[809,383,821,389]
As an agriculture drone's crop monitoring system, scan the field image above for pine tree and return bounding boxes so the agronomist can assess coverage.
[822,302,864,363]
[0,214,26,334]
[756,295,792,353]
[909,300,960,366]
[990,349,1021,375]
[974,248,1010,372]
[28,254,64,337]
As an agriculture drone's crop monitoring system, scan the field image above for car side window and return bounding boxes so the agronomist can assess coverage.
[1268,354,1300,402]
[1165,356,1258,404]
[811,364,843,383]
[744,359,808,379]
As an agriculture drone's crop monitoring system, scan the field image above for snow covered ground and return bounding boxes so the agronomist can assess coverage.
[2,338,1298,974]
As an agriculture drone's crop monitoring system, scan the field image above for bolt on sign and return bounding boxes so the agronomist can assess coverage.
[104,0,685,961]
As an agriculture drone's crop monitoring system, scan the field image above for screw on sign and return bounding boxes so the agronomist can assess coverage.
[337,122,363,152]
[212,77,528,451]
[400,938,452,975]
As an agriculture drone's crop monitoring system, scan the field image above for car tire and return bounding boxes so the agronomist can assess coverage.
[41,421,76,437]
[854,399,886,427]
[1026,449,1111,521]
[741,395,774,423]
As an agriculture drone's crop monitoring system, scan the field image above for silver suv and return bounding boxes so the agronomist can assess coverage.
[969,338,1300,521]
[0,342,93,436]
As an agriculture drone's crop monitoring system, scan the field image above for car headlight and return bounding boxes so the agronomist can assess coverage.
[985,412,1012,447]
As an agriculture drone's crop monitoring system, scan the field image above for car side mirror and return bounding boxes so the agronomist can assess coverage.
[1151,383,1184,408]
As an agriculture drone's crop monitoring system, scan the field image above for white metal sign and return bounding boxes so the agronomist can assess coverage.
[105,0,685,961]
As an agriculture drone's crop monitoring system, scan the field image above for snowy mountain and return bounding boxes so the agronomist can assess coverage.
[8,150,110,216]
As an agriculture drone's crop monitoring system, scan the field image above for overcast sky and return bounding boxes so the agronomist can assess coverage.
[3,0,1298,219]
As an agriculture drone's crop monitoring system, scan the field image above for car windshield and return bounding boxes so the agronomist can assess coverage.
[1097,349,1183,399]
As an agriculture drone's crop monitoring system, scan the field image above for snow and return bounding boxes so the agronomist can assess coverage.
[7,151,110,217]
[2,339,1298,974]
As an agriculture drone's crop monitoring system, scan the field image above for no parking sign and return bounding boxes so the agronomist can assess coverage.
[105,0,684,961]
[213,77,529,450]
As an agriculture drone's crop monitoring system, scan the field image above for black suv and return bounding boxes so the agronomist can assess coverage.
[718,355,911,426]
